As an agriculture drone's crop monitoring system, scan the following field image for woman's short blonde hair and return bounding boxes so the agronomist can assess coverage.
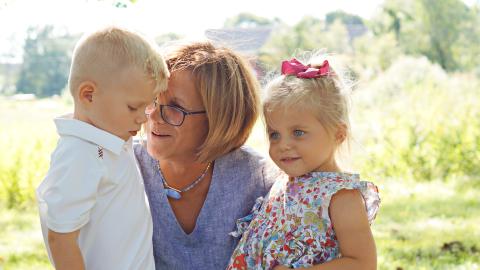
[165,42,260,162]
[69,26,169,96]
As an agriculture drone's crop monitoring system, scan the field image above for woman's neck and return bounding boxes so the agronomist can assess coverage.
[158,159,212,188]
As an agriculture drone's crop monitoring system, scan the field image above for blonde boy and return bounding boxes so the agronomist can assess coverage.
[36,26,169,270]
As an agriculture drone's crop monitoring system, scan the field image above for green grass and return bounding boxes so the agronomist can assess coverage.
[0,205,53,270]
[1,178,478,269]
[374,178,480,269]
[0,98,479,270]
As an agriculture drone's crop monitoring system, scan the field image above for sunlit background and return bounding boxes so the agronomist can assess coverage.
[1,0,479,269]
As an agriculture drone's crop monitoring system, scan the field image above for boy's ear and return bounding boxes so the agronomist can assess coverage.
[77,81,96,104]
[335,123,348,144]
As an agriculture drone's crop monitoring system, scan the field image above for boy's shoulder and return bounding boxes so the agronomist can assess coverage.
[51,135,104,167]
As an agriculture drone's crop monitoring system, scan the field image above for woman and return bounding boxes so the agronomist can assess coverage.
[134,42,279,269]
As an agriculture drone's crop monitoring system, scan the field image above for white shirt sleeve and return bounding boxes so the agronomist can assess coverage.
[37,139,104,233]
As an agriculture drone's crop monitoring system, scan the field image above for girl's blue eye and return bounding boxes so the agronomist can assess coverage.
[293,130,305,137]
[269,132,280,140]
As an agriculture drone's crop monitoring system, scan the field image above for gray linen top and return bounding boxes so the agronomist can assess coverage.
[134,144,277,270]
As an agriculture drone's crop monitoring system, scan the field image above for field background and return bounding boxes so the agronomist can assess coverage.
[1,83,479,269]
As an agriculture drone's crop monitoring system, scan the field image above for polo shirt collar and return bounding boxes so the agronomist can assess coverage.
[54,115,127,155]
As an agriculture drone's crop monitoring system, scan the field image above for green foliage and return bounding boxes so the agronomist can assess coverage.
[352,33,401,77]
[371,0,480,72]
[417,0,469,71]
[259,17,351,69]
[0,132,54,209]
[326,10,364,26]
[15,26,77,97]
[0,98,64,209]
[353,56,480,181]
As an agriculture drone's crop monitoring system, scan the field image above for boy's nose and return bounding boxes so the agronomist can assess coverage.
[137,112,148,124]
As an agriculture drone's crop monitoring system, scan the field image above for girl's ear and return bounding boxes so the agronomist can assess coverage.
[335,123,348,144]
[77,81,96,104]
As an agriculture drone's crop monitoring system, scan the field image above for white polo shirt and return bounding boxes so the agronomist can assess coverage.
[36,116,155,270]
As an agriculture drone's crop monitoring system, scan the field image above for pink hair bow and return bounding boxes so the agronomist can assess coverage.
[281,58,332,79]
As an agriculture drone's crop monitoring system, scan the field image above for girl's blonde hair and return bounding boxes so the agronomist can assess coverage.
[69,26,169,96]
[263,53,353,159]
[165,42,260,162]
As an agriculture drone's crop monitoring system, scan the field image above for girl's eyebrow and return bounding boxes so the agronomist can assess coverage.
[291,124,309,129]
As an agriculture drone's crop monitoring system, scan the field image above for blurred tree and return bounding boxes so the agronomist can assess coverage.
[259,16,352,69]
[353,32,401,78]
[372,0,479,72]
[16,26,77,97]
[372,0,414,41]
[449,1,480,72]
[0,34,20,95]
[417,0,470,71]
[326,10,364,26]
[224,12,273,28]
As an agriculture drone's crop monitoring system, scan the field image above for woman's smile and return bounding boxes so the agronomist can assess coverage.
[151,130,171,138]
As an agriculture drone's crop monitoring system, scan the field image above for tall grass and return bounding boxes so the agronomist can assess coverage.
[0,97,70,269]
[0,98,67,209]
[352,56,480,181]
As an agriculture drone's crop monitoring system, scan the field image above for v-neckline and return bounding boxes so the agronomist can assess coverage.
[155,159,219,237]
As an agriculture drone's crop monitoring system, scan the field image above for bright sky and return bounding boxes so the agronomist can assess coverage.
[0,0,385,62]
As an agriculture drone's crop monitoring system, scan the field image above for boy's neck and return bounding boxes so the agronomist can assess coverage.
[73,108,93,125]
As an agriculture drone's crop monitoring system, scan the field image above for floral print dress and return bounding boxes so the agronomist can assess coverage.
[226,172,380,270]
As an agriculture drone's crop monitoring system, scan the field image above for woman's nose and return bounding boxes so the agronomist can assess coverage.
[148,106,166,124]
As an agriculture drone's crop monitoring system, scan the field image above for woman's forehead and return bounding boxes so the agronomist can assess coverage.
[157,72,203,108]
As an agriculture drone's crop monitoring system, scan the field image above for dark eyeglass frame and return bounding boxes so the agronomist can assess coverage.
[146,100,206,126]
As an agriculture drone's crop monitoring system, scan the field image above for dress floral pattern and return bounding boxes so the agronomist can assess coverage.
[227,172,380,270]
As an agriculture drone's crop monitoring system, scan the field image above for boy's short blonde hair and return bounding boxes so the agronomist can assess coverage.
[69,26,169,96]
[165,42,260,162]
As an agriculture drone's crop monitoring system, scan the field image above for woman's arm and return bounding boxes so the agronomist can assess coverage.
[48,229,85,270]
[275,189,377,270]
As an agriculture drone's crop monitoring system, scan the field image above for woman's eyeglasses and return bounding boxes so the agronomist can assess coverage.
[145,100,206,126]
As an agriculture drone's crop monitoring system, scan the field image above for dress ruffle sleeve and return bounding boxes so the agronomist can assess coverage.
[325,176,380,224]
[229,196,265,238]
